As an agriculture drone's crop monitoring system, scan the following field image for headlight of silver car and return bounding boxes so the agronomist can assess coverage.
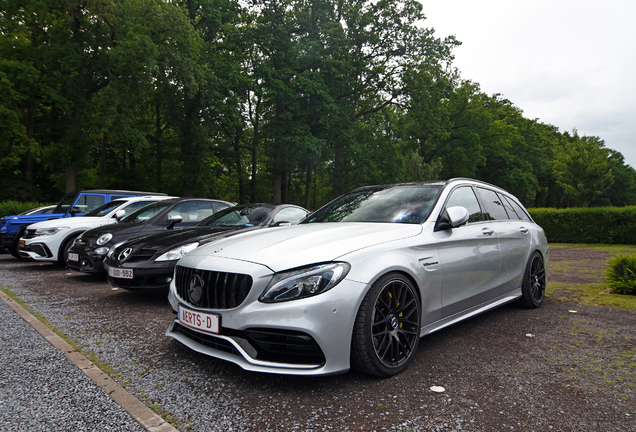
[97,233,113,245]
[259,262,351,303]
[155,242,200,262]
[34,227,69,237]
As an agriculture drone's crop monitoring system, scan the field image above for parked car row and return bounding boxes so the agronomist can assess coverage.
[4,178,549,378]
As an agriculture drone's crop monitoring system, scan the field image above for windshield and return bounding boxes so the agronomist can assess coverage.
[53,192,79,214]
[121,200,174,223]
[304,185,441,224]
[201,205,275,227]
[84,200,126,217]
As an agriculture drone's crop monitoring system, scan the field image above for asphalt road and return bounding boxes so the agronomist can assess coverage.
[0,252,635,431]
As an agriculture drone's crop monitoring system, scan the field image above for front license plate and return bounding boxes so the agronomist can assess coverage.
[178,305,220,334]
[68,252,79,262]
[108,267,133,279]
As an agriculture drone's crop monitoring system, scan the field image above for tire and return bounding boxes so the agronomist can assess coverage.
[58,234,79,266]
[9,228,26,259]
[351,273,421,377]
[518,251,546,309]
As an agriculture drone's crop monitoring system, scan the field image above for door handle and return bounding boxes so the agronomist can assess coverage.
[520,227,529,234]
[482,228,495,236]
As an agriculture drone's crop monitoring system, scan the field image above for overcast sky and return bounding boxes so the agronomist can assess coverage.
[420,0,636,168]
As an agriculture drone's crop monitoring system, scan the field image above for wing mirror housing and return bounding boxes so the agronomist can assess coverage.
[167,214,183,230]
[271,221,292,227]
[114,210,126,222]
[69,206,81,217]
[434,206,470,232]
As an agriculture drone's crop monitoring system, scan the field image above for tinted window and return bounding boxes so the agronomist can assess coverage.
[75,194,105,213]
[85,200,127,217]
[54,192,79,213]
[118,200,158,217]
[123,201,174,223]
[305,185,441,224]
[502,195,532,222]
[445,187,483,223]
[202,205,274,227]
[167,202,214,222]
[272,207,309,225]
[475,188,509,220]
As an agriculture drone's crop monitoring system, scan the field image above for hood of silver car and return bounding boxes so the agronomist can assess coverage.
[181,222,423,272]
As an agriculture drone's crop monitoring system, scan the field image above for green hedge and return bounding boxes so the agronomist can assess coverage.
[0,201,55,219]
[528,207,636,244]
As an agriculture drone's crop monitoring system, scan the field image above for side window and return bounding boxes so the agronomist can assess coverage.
[110,195,131,200]
[168,202,214,222]
[502,195,532,222]
[272,208,309,225]
[213,202,231,212]
[500,195,521,220]
[445,187,483,223]
[75,194,105,213]
[117,200,156,217]
[475,188,509,220]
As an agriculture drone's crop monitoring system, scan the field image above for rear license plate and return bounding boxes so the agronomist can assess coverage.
[68,253,79,262]
[178,305,220,334]
[108,267,133,279]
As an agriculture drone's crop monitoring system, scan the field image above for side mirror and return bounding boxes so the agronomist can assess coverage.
[434,206,470,232]
[114,210,126,221]
[69,206,81,216]
[167,214,183,230]
[270,221,292,227]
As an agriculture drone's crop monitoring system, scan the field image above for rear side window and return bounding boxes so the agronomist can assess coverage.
[445,187,483,223]
[475,188,509,221]
[501,195,532,222]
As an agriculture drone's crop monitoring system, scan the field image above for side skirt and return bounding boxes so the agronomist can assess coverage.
[420,288,522,337]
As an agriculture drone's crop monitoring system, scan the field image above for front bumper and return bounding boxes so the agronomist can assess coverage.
[67,246,108,273]
[104,260,175,290]
[165,257,367,376]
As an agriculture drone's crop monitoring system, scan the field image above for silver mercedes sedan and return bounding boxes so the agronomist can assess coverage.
[166,178,549,377]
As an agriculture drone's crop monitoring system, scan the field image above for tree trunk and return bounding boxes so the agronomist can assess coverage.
[304,163,313,210]
[98,133,107,188]
[155,102,162,192]
[65,166,77,193]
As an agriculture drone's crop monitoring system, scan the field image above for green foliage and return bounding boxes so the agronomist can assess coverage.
[529,207,636,244]
[2,0,636,208]
[605,253,636,295]
[0,201,55,219]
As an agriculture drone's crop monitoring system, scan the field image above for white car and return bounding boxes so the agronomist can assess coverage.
[166,178,549,377]
[18,196,175,266]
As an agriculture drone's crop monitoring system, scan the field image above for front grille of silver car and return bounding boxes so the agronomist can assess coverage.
[175,265,252,309]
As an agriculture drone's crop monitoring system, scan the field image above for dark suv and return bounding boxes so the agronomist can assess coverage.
[66,198,234,273]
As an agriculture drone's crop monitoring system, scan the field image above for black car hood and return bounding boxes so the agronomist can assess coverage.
[118,226,250,253]
[80,222,147,241]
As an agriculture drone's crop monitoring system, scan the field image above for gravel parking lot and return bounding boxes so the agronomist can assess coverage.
[1,247,635,431]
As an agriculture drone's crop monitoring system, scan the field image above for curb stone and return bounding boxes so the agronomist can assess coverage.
[0,291,177,432]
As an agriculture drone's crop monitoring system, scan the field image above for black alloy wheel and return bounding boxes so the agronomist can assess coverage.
[351,273,421,377]
[519,251,546,309]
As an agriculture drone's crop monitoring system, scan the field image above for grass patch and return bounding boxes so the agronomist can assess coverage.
[548,281,636,309]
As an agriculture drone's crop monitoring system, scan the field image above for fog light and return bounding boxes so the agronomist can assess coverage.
[166,277,173,283]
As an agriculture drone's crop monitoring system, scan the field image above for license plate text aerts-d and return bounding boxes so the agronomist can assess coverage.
[178,305,220,334]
